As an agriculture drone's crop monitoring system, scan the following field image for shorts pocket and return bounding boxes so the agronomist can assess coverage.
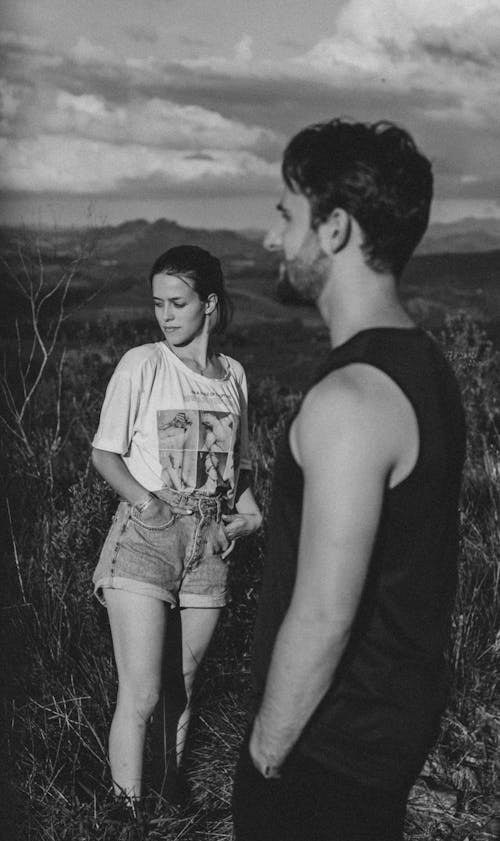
[118,512,184,583]
[130,508,176,531]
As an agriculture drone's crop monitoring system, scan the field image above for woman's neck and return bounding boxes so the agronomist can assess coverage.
[166,334,224,378]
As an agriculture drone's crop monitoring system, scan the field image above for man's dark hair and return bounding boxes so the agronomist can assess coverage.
[282,119,433,277]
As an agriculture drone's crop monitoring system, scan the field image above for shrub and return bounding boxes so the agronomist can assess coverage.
[2,311,499,839]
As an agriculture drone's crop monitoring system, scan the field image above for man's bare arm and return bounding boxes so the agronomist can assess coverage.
[249,367,400,774]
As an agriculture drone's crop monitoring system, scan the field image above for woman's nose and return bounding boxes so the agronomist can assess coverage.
[263,226,283,252]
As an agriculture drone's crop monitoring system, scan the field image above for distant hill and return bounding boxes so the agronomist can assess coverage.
[237,228,266,242]
[95,218,263,268]
[237,217,500,255]
[417,217,500,254]
[3,215,500,263]
[0,217,266,274]
[1,215,500,339]
[84,214,500,265]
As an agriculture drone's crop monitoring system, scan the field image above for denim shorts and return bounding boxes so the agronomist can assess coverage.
[93,487,234,609]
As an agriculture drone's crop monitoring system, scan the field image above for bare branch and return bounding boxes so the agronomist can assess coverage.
[5,498,27,603]
[0,253,30,299]
[50,348,66,454]
[0,413,36,459]
[36,237,45,298]
[13,319,28,401]
[18,238,36,297]
[0,219,101,466]
[0,367,22,418]
[61,280,107,322]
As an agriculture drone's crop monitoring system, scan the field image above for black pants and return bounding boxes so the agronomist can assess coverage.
[232,737,409,841]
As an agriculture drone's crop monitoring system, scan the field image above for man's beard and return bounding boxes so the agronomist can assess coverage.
[285,234,330,302]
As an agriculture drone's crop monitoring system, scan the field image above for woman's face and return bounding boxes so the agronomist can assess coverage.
[152,272,210,347]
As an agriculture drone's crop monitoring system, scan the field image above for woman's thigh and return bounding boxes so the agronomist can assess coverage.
[180,606,222,684]
[105,589,168,695]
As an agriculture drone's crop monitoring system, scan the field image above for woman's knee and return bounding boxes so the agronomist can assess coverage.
[118,680,162,722]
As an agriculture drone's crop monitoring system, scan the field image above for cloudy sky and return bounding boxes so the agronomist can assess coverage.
[1,0,500,229]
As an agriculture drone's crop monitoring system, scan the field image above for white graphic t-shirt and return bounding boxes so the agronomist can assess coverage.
[92,342,251,507]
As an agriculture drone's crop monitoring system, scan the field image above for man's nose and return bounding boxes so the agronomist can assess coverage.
[263,226,283,252]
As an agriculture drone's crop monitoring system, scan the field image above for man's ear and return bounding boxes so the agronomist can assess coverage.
[318,208,351,256]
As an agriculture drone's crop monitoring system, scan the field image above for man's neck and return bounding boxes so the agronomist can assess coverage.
[317,265,415,349]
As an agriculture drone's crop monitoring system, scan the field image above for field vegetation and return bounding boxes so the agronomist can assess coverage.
[1,230,499,840]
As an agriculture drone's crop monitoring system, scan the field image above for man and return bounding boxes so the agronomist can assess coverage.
[232,119,466,840]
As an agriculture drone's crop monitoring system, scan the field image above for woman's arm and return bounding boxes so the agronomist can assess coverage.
[222,469,262,541]
[92,448,151,504]
[92,448,190,521]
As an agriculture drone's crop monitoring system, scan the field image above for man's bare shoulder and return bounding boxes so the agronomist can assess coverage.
[299,364,389,426]
[293,363,412,475]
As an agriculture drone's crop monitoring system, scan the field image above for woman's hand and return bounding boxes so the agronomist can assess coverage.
[91,450,193,523]
[138,496,192,526]
[221,512,262,541]
[224,477,263,543]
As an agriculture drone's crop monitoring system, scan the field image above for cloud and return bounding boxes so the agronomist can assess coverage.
[296,0,500,100]
[1,1,500,205]
[0,29,49,53]
[418,23,500,68]
[124,24,159,46]
[9,89,281,154]
[0,79,23,124]
[179,34,214,48]
[0,135,280,197]
[234,35,253,63]
[70,37,117,65]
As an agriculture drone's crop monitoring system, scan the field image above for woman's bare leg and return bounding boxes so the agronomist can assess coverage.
[105,589,168,800]
[176,606,222,764]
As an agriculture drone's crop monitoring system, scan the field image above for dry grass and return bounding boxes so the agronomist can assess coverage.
[1,313,499,840]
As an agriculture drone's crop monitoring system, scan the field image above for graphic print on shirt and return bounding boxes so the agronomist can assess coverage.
[157,409,240,500]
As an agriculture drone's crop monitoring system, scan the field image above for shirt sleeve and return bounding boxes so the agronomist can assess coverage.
[92,363,142,455]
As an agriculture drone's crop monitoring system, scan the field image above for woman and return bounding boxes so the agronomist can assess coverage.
[91,245,261,820]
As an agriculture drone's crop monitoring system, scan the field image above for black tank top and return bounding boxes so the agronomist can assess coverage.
[252,327,466,792]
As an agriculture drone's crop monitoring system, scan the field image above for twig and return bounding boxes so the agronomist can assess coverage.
[5,497,26,602]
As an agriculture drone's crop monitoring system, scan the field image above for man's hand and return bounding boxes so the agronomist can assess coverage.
[249,716,283,779]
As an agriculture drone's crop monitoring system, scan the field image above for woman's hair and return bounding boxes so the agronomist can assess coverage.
[282,119,433,277]
[148,245,232,334]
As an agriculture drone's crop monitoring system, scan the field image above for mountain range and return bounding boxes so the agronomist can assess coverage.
[93,215,500,262]
[1,213,500,338]
[2,215,500,264]
[417,217,500,255]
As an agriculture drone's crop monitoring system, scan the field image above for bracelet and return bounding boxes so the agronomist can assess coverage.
[133,493,157,514]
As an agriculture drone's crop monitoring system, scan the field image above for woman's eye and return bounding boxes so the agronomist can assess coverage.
[173,302,186,308]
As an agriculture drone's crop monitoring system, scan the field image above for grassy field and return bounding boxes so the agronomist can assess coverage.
[1,253,500,839]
